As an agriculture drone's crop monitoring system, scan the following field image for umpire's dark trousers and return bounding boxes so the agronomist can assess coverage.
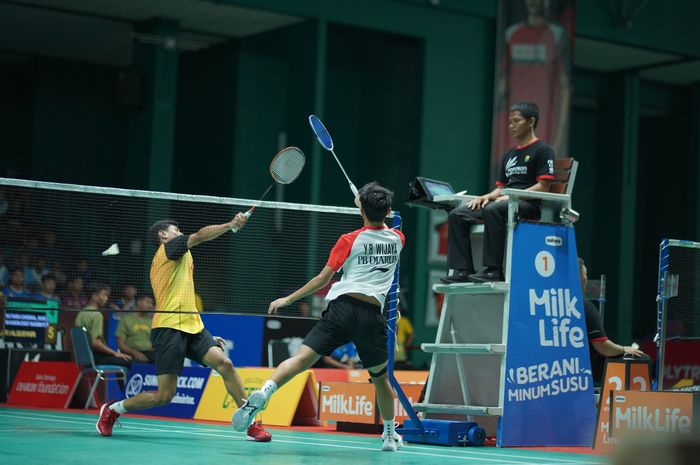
[447,199,540,272]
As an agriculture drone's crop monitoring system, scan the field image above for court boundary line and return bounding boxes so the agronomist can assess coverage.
[0,410,605,465]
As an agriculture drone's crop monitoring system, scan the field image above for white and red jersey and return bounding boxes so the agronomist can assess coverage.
[325,225,405,308]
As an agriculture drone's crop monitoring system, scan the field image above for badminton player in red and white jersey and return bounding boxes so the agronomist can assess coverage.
[233,182,406,451]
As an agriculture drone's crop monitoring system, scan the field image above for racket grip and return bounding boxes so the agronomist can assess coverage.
[231,210,253,233]
[350,183,358,197]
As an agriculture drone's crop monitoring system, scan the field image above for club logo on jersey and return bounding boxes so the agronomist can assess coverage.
[524,155,530,162]
[369,266,390,273]
[505,156,527,177]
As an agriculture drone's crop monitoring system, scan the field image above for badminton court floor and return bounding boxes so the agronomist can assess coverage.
[0,407,609,465]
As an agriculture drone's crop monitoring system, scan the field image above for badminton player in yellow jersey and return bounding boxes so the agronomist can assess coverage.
[96,214,272,442]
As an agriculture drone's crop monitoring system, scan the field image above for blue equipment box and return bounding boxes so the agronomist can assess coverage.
[401,419,485,446]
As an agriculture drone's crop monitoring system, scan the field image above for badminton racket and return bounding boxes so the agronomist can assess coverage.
[308,115,358,197]
[232,146,305,233]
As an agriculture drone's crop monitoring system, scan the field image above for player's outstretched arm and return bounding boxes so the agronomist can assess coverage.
[269,266,335,314]
[187,213,247,248]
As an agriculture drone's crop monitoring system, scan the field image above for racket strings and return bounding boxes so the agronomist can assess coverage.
[270,149,305,184]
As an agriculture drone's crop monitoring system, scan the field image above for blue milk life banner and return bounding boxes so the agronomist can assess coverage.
[498,222,596,446]
[124,364,210,419]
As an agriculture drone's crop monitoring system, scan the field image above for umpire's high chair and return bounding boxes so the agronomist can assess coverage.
[409,159,596,446]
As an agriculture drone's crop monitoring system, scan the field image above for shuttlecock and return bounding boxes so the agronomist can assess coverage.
[101,243,120,256]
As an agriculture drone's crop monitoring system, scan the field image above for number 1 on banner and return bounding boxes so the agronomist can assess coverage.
[535,251,555,277]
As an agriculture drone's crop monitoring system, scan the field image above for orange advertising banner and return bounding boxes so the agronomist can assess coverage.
[393,370,428,385]
[394,384,424,424]
[609,390,698,443]
[345,370,428,384]
[593,359,652,451]
[319,382,376,424]
[318,381,424,425]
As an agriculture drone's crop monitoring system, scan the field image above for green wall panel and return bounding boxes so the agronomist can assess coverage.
[174,44,239,197]
[30,59,128,187]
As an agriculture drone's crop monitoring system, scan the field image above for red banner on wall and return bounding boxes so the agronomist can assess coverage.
[7,361,80,408]
[491,0,575,183]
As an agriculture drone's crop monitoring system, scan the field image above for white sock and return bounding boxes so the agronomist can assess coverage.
[261,380,278,400]
[109,400,127,414]
[383,419,395,437]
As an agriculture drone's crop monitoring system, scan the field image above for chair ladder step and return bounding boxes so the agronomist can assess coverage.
[433,282,509,295]
[421,343,506,354]
[413,403,503,416]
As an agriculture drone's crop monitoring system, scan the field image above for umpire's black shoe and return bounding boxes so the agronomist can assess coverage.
[468,268,504,283]
[440,270,474,284]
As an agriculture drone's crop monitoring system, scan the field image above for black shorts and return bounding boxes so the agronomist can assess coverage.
[303,295,388,369]
[151,327,219,375]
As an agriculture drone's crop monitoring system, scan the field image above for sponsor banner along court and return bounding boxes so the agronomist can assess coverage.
[319,381,423,425]
[124,364,209,418]
[194,368,318,426]
[8,361,80,408]
[609,390,700,444]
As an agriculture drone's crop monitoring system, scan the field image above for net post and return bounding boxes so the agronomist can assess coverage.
[656,239,670,390]
[386,211,425,435]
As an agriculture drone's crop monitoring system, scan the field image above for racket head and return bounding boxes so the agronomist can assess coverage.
[308,114,333,151]
[269,146,305,184]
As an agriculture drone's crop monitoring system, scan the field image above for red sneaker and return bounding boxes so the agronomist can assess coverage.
[246,421,272,442]
[96,402,120,437]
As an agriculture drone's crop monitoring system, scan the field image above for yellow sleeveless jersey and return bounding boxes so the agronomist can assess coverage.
[150,238,204,334]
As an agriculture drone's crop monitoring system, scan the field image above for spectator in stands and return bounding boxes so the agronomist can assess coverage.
[579,257,645,383]
[116,295,155,364]
[1,194,24,249]
[18,254,41,290]
[442,101,555,284]
[34,256,51,280]
[39,230,61,268]
[0,253,8,287]
[111,284,137,311]
[74,283,132,367]
[77,258,92,286]
[20,237,40,264]
[35,274,61,305]
[63,276,88,309]
[2,267,33,299]
[51,260,68,288]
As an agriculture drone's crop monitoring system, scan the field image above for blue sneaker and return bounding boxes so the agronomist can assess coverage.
[232,391,267,432]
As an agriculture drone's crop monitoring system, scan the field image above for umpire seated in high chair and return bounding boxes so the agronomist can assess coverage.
[442,101,555,284]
